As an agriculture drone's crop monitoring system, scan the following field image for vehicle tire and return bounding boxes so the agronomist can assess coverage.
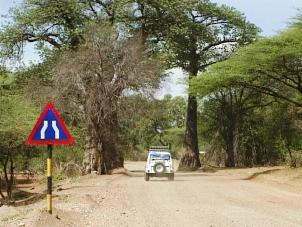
[153,163,165,174]
[169,173,174,181]
[145,173,150,181]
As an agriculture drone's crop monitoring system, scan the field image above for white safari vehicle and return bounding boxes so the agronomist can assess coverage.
[145,146,174,181]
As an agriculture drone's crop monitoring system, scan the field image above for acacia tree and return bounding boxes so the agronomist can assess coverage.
[191,16,302,167]
[0,133,18,203]
[192,19,302,108]
[195,86,272,167]
[55,25,162,174]
[0,71,38,202]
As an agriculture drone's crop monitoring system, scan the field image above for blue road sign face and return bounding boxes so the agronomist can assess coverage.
[27,102,74,145]
[33,109,68,141]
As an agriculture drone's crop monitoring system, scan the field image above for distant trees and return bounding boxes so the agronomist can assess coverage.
[197,87,276,167]
[0,70,38,202]
[191,16,302,167]
[119,94,186,160]
[204,88,263,167]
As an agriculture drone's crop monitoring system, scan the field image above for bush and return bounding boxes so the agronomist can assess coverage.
[287,150,302,168]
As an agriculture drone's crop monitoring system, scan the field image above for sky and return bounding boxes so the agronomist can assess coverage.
[1,0,302,97]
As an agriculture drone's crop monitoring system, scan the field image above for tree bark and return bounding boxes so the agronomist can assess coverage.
[100,111,124,174]
[82,111,124,174]
[178,44,201,170]
[1,152,14,202]
[225,121,239,167]
[7,155,14,201]
[0,175,4,200]
[178,94,201,170]
[225,135,235,167]
[82,131,102,174]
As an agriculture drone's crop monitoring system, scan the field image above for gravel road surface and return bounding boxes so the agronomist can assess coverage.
[1,162,302,227]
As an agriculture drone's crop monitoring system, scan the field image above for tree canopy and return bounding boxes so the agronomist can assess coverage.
[190,18,302,107]
[189,15,302,167]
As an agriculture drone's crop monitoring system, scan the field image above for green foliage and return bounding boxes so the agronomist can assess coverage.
[161,0,258,72]
[0,0,87,58]
[190,13,302,167]
[162,95,186,128]
[0,68,84,173]
[0,70,40,173]
[191,20,302,106]
[120,95,186,160]
[197,95,301,166]
[0,77,38,148]
[161,127,185,159]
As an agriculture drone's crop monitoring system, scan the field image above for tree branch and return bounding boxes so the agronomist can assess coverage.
[259,69,299,92]
[202,39,237,52]
[239,81,302,107]
[22,33,61,48]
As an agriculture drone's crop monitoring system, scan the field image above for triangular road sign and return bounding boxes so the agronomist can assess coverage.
[26,102,74,145]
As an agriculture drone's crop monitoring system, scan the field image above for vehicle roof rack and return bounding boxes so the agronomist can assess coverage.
[149,145,170,151]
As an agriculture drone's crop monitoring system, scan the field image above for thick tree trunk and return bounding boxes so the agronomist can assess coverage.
[225,138,235,167]
[225,123,239,167]
[82,131,102,174]
[178,49,201,170]
[82,111,124,175]
[100,111,124,174]
[178,94,201,170]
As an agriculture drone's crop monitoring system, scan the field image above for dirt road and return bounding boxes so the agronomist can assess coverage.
[1,162,302,227]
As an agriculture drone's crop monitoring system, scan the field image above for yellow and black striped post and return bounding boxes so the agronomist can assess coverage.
[47,144,53,214]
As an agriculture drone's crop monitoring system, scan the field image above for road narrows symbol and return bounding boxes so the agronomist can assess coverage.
[52,121,60,139]
[40,120,60,140]
[41,121,48,139]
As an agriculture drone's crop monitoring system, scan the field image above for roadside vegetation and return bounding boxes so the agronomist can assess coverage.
[0,0,301,204]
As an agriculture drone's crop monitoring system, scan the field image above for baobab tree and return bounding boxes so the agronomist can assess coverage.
[55,25,163,174]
